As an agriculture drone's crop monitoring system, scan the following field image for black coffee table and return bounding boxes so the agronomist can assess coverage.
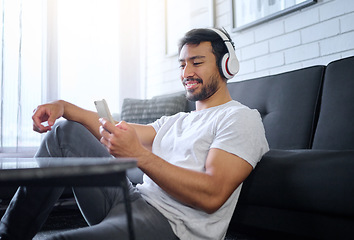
[0,157,137,240]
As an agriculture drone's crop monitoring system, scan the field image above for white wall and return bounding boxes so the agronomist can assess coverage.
[140,0,354,98]
[141,0,184,98]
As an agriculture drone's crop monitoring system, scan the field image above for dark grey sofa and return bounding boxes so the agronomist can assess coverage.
[124,56,354,239]
[226,56,354,239]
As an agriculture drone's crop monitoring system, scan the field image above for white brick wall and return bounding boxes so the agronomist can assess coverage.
[141,0,354,97]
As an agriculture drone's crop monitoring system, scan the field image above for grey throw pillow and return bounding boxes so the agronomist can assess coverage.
[120,93,187,124]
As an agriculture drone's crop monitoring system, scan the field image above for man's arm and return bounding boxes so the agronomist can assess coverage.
[32,100,102,139]
[139,147,252,214]
[33,100,157,147]
[100,119,253,214]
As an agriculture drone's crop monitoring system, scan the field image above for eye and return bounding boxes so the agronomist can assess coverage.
[193,62,202,66]
[179,61,186,69]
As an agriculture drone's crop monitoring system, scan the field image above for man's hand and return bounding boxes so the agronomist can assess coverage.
[99,119,148,158]
[32,101,65,133]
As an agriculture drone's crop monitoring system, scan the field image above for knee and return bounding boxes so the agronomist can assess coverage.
[36,119,109,158]
[38,120,94,152]
[54,120,86,134]
[53,120,97,144]
[52,120,91,139]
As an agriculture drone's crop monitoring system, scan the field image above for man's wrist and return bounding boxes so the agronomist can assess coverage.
[136,148,156,169]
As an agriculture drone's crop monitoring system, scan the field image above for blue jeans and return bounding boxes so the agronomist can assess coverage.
[0,120,178,240]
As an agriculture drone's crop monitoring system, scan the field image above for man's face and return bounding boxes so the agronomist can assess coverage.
[179,42,223,102]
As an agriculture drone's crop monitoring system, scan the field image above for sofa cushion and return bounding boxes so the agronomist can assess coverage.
[120,93,187,124]
[237,149,354,216]
[232,149,354,239]
[228,66,325,149]
[312,56,354,150]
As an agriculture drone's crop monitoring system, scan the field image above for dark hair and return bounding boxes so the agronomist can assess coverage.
[178,28,235,77]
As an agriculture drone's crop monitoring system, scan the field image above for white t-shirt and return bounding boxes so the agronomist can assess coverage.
[137,100,269,240]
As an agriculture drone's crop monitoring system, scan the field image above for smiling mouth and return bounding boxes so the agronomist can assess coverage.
[185,82,198,89]
[183,78,202,90]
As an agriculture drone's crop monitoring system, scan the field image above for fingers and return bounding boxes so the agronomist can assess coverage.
[99,118,119,133]
[99,119,114,146]
[116,121,129,130]
[99,119,143,158]
[32,123,52,133]
[99,125,111,139]
[32,101,64,133]
[99,134,111,149]
[99,124,117,155]
[99,119,127,156]
[32,106,52,133]
[99,119,120,144]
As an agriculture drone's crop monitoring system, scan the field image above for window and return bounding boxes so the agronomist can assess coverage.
[0,0,43,151]
[0,0,121,152]
[57,0,120,111]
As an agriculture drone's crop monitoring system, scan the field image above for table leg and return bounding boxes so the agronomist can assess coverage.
[120,177,135,240]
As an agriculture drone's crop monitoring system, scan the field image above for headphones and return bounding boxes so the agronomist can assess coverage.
[209,28,240,79]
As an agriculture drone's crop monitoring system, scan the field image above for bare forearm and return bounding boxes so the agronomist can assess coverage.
[138,150,224,213]
[59,100,101,139]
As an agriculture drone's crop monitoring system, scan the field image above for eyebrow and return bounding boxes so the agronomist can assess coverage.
[178,55,206,62]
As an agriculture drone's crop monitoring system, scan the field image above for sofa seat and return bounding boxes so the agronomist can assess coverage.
[238,150,354,217]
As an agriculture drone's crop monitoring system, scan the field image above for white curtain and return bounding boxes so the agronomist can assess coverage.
[0,0,43,151]
[0,0,123,152]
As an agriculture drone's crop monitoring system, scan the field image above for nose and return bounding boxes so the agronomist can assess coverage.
[182,63,195,79]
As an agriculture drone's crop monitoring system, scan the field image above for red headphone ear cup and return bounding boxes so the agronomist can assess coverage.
[221,54,233,79]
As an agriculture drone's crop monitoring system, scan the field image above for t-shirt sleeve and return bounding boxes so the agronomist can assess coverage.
[149,113,182,134]
[210,109,269,168]
[148,115,168,133]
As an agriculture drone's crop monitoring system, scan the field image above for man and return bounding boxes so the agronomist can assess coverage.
[0,28,268,240]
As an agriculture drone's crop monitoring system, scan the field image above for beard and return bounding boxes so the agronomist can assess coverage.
[184,73,220,102]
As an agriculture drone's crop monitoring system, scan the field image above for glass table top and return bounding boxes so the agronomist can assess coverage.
[0,157,137,183]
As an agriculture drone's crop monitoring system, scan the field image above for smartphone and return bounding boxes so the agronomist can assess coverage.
[94,99,115,124]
